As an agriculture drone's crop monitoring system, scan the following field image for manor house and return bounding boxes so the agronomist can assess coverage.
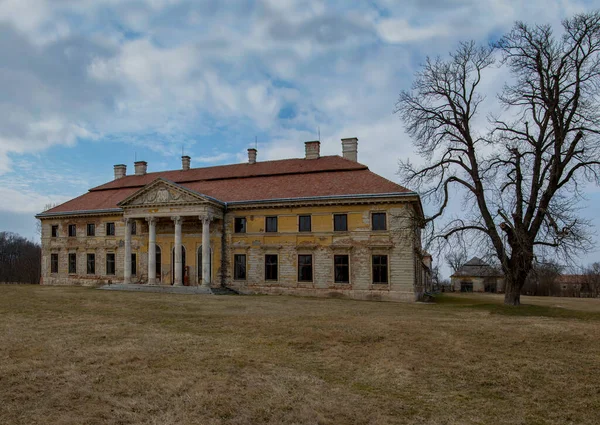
[37,138,429,302]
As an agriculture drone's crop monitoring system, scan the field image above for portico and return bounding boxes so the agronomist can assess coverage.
[117,178,223,287]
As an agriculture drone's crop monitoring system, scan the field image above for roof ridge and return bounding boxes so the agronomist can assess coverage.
[89,158,368,192]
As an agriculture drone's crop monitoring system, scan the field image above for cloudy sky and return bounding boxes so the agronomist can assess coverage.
[0,0,599,270]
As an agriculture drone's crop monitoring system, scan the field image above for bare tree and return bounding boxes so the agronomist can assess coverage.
[522,260,563,296]
[0,232,41,284]
[445,250,468,274]
[582,262,600,297]
[396,12,600,305]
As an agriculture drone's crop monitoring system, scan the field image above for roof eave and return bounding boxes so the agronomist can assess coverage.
[36,208,123,219]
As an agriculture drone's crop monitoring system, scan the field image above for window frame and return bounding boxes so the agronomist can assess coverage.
[68,224,76,237]
[106,252,116,275]
[297,254,313,282]
[372,254,389,284]
[131,221,137,235]
[50,253,59,274]
[298,215,312,232]
[264,254,278,281]
[87,253,96,275]
[68,253,77,274]
[234,217,247,234]
[371,212,387,231]
[265,216,278,233]
[333,214,348,232]
[233,254,247,280]
[106,222,115,236]
[334,254,350,284]
[51,225,58,238]
[87,223,96,237]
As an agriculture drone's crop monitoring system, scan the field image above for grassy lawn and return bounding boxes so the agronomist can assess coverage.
[1,286,599,425]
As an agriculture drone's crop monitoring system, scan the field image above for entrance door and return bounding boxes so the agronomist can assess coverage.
[171,246,186,284]
[156,246,162,283]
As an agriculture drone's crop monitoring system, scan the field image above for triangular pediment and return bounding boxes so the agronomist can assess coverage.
[118,178,222,208]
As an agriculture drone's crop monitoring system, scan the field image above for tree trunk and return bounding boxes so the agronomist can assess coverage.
[504,270,530,306]
[504,285,521,306]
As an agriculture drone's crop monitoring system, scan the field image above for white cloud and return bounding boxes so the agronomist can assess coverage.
[376,19,449,43]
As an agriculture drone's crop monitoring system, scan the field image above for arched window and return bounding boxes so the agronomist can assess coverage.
[197,246,212,284]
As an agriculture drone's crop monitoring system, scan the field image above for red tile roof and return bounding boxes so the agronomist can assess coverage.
[41,156,416,215]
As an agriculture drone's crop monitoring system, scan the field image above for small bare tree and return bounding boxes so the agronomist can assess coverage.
[396,12,600,305]
[445,250,468,274]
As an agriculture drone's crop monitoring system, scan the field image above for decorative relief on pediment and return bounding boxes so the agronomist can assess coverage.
[130,185,200,205]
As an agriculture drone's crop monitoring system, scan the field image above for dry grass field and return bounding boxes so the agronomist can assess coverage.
[1,286,599,425]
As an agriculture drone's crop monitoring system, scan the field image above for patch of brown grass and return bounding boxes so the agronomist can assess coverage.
[1,286,599,424]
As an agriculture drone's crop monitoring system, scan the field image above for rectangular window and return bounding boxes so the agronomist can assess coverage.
[298,254,313,282]
[372,213,387,231]
[265,254,278,281]
[50,253,59,274]
[106,253,115,275]
[333,214,348,232]
[87,253,95,275]
[334,255,350,283]
[234,254,247,280]
[131,253,137,276]
[265,216,278,232]
[51,225,58,238]
[234,217,246,233]
[87,223,95,236]
[106,222,115,236]
[68,224,76,237]
[299,215,311,232]
[131,221,137,235]
[372,255,388,284]
[68,253,77,274]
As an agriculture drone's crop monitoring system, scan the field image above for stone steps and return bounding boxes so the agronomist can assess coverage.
[98,284,239,295]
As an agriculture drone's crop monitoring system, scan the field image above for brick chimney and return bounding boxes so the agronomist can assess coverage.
[134,161,147,176]
[113,164,126,180]
[248,148,257,164]
[341,137,358,162]
[182,155,191,170]
[305,141,320,159]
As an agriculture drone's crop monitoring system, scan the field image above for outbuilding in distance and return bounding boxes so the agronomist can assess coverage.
[450,257,504,293]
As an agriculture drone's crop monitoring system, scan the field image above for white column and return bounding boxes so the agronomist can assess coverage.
[146,217,157,285]
[200,215,212,287]
[124,218,132,284]
[172,216,183,286]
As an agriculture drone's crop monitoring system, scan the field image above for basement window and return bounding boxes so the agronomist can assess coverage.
[106,222,115,236]
[51,225,58,238]
[106,253,115,275]
[50,253,59,274]
[68,224,76,237]
[234,217,246,233]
